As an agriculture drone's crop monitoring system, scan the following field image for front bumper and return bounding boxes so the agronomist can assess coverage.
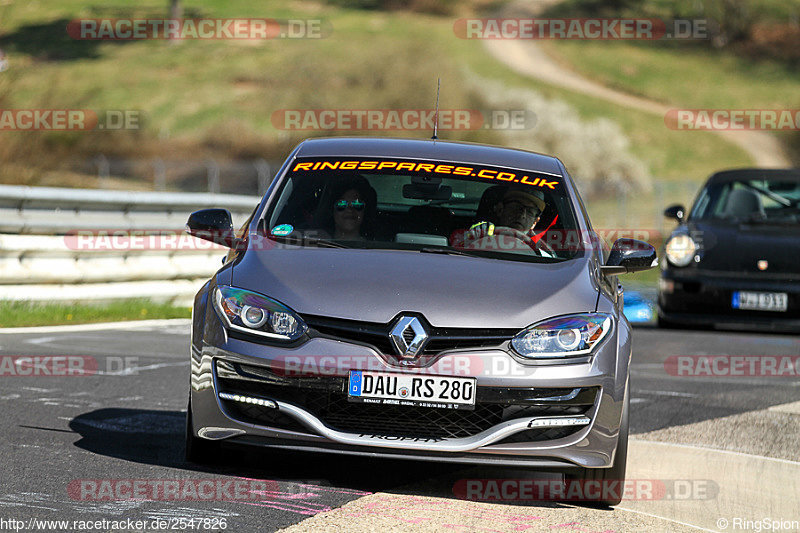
[189,302,629,469]
[658,269,800,330]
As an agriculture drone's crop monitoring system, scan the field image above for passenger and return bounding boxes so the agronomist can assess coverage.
[316,177,376,240]
[332,188,366,240]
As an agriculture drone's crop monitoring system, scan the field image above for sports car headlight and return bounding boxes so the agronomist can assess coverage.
[213,285,307,341]
[511,313,613,359]
[665,234,696,267]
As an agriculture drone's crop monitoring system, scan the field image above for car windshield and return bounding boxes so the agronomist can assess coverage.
[262,156,583,263]
[690,177,800,224]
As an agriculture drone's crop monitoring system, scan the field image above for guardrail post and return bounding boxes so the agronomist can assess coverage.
[205,159,220,194]
[94,154,110,188]
[255,159,271,196]
[617,184,627,228]
[654,180,664,238]
[153,158,166,191]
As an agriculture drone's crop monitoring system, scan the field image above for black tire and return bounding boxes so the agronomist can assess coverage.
[185,399,221,464]
[656,312,676,329]
[565,382,629,507]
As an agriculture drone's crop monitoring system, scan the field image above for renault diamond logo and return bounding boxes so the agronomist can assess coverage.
[390,316,428,359]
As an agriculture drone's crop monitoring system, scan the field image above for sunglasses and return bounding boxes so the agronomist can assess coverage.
[504,200,541,217]
[335,200,365,211]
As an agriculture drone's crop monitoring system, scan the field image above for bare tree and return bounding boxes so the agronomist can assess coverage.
[170,0,183,19]
[169,0,183,44]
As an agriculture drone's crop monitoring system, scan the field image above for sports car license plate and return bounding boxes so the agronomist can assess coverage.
[348,371,476,410]
[732,291,788,312]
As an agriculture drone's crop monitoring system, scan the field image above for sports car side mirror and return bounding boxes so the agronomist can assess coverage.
[600,238,658,275]
[186,208,236,248]
[663,204,685,222]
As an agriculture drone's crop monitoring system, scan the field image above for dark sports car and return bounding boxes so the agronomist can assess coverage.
[658,168,800,330]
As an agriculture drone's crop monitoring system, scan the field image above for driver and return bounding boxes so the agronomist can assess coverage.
[497,188,546,233]
[456,187,552,255]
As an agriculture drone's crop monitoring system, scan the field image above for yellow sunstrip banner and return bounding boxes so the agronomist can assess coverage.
[290,158,561,190]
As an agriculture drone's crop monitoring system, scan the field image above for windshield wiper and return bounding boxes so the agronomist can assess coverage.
[268,234,351,248]
[419,247,484,258]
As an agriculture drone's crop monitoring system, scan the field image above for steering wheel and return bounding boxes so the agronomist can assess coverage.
[491,226,556,256]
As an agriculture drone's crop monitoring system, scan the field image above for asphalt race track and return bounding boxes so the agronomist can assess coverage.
[1,320,798,532]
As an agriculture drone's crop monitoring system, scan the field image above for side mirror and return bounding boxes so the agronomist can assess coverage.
[600,238,657,275]
[663,204,685,222]
[186,208,236,248]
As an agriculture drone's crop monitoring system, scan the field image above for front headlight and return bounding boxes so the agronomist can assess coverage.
[665,234,696,267]
[511,313,613,359]
[213,285,307,341]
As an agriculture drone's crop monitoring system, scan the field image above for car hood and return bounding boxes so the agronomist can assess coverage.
[687,220,800,274]
[230,247,597,328]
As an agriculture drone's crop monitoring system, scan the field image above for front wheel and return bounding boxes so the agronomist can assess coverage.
[564,382,629,507]
[656,312,677,329]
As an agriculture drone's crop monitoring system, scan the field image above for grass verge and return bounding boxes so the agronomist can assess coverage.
[0,0,754,188]
[0,0,769,230]
[0,299,191,328]
[542,40,800,111]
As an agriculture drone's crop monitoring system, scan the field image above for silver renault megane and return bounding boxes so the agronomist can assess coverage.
[185,137,656,506]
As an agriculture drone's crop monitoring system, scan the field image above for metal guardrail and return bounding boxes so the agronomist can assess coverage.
[0,184,260,234]
[0,179,696,306]
[0,184,261,305]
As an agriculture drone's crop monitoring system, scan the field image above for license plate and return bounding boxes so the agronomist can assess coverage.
[732,291,788,312]
[348,371,476,410]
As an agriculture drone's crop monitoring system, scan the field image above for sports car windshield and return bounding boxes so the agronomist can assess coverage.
[262,156,583,262]
[691,178,800,224]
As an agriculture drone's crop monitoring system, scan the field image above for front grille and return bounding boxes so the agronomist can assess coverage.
[302,314,517,356]
[225,401,308,433]
[328,400,497,439]
[216,365,597,442]
[494,427,581,444]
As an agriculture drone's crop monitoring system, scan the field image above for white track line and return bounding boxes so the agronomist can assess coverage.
[0,319,191,334]
[615,507,719,532]
[630,438,800,466]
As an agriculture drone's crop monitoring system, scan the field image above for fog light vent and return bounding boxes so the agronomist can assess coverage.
[219,391,278,409]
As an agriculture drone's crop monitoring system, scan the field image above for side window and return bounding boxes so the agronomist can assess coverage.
[691,187,710,219]
[710,184,732,218]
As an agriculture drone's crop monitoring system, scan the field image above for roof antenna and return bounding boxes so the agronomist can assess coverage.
[431,77,440,140]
